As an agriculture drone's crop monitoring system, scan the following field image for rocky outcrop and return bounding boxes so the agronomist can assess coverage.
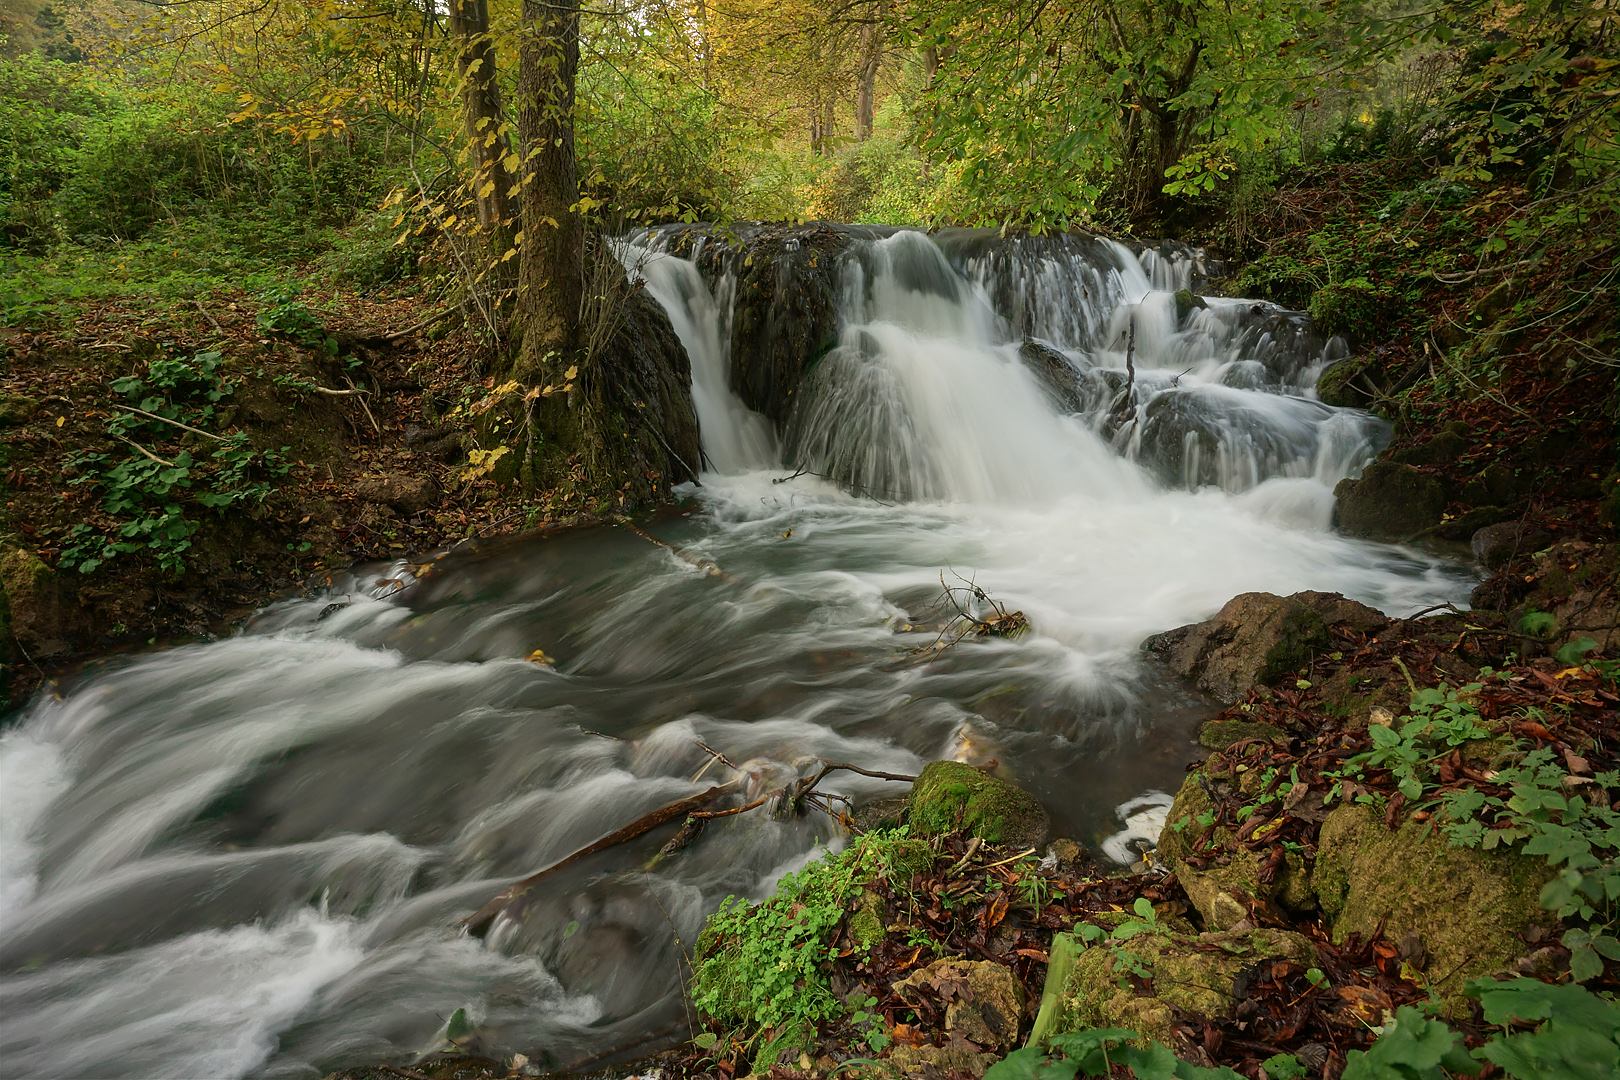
[1333,460,1448,541]
[1143,591,1387,703]
[352,472,440,514]
[907,760,1050,849]
[892,959,1027,1054]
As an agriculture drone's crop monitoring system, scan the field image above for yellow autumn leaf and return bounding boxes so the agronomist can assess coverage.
[564,365,579,379]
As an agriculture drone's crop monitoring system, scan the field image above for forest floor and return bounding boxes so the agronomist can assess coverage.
[0,285,618,704]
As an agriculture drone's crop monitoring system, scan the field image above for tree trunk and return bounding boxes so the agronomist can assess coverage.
[512,0,583,385]
[449,0,517,246]
[856,4,886,140]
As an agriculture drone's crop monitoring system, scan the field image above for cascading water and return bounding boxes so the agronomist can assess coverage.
[0,228,1472,1079]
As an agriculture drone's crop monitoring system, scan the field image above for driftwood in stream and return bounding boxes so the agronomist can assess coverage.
[462,759,917,938]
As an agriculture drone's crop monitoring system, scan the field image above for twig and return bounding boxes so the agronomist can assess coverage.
[192,299,223,335]
[1432,258,1538,285]
[311,386,371,397]
[112,433,176,467]
[347,376,381,433]
[385,305,457,340]
[113,404,226,441]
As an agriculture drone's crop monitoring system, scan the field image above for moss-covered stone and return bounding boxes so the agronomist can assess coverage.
[906,761,1049,849]
[1334,461,1448,541]
[849,889,886,950]
[1173,288,1208,323]
[1197,720,1284,749]
[1312,805,1555,1013]
[1316,356,1374,408]
[1052,927,1319,1046]
[0,395,38,427]
[1391,429,1469,467]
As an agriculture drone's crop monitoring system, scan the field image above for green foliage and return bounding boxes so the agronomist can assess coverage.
[992,980,1617,1080]
[58,350,289,574]
[1334,683,1491,801]
[1308,277,1410,347]
[692,830,925,1037]
[1441,745,1620,981]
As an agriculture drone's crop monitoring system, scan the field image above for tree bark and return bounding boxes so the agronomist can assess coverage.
[449,0,517,245]
[856,3,886,140]
[512,0,583,384]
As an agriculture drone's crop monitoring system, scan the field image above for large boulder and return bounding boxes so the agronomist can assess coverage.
[1312,805,1555,1013]
[1142,591,1361,703]
[906,760,1050,850]
[1334,461,1447,541]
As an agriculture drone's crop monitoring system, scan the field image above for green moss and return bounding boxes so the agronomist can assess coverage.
[1054,927,1319,1047]
[1334,461,1448,541]
[1312,805,1555,1014]
[849,889,886,949]
[906,760,1048,848]
[0,395,38,427]
[1308,277,1409,347]
[1198,719,1284,749]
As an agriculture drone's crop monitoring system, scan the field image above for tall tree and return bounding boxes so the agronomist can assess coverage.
[449,0,517,247]
[511,0,583,385]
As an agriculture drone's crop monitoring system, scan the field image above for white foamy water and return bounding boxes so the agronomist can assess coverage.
[0,227,1472,1078]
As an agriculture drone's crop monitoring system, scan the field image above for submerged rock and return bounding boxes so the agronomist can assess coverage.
[1334,461,1447,540]
[907,760,1050,849]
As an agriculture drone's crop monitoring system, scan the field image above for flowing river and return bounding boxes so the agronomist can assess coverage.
[0,229,1472,1078]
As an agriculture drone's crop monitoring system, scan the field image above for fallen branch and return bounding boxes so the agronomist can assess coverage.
[311,386,370,397]
[113,404,226,441]
[112,433,176,467]
[385,305,456,340]
[1432,258,1537,285]
[193,299,223,335]
[463,781,740,937]
[463,758,918,936]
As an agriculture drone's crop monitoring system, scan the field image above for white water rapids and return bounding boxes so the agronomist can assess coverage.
[0,229,1472,1078]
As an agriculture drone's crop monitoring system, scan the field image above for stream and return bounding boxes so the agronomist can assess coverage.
[0,229,1473,1079]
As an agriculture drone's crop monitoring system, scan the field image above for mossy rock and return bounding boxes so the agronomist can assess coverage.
[1173,288,1208,323]
[0,395,38,427]
[1052,927,1319,1046]
[1197,719,1284,749]
[1143,592,1331,703]
[1311,805,1556,1013]
[906,760,1049,849]
[1154,773,1313,928]
[1334,461,1447,541]
[1316,356,1374,409]
[849,889,887,949]
[1392,430,1469,467]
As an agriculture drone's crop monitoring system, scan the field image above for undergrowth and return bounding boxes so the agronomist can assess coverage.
[989,977,1619,1080]
[58,349,290,573]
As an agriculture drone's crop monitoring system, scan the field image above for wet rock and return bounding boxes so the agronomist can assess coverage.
[1334,461,1447,540]
[1017,340,1109,414]
[667,223,856,428]
[1313,804,1555,1013]
[1,546,65,662]
[852,795,910,834]
[892,958,1027,1052]
[1141,592,1333,703]
[1315,356,1373,408]
[593,279,703,486]
[0,394,38,426]
[1460,462,1531,506]
[352,472,440,514]
[1471,521,1552,568]
[907,760,1049,849]
[1173,288,1208,323]
[1050,924,1319,1046]
[1197,719,1284,749]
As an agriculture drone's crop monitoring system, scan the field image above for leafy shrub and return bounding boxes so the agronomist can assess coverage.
[1309,276,1410,346]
